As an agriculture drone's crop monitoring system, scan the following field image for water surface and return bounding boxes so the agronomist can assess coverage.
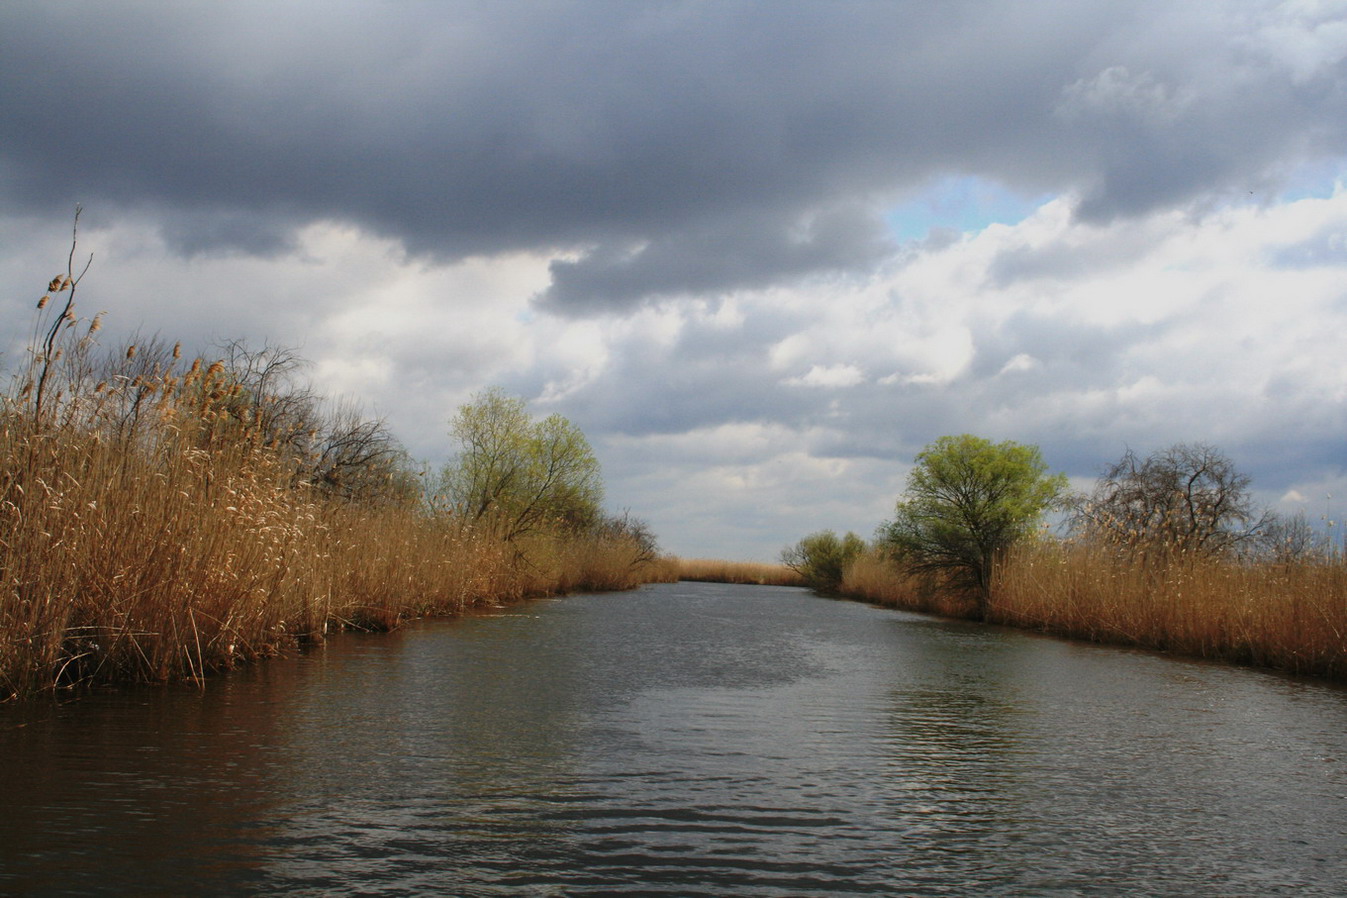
[3,582,1345,895]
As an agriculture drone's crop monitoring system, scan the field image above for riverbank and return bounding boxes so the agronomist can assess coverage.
[674,557,804,586]
[1,262,673,700]
[0,397,673,698]
[837,546,1347,682]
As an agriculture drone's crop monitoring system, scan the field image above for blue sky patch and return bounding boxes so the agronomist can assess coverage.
[886,176,1053,242]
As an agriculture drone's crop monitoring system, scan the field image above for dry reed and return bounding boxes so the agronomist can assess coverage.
[674,558,805,587]
[836,542,1347,681]
[839,550,980,617]
[993,540,1347,680]
[0,250,666,699]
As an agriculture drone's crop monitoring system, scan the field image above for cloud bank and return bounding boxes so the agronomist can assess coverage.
[3,1,1347,558]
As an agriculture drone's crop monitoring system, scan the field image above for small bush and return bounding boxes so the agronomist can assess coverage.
[780,530,866,591]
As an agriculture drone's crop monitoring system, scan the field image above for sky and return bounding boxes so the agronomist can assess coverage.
[4,1,1347,561]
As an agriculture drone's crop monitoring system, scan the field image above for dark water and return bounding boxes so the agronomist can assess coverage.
[3,582,1346,896]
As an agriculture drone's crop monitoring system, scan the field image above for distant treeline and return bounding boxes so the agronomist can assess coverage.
[784,435,1347,681]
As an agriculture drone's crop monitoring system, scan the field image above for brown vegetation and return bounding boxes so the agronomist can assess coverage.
[0,230,666,699]
[992,540,1347,679]
[675,557,804,587]
[838,544,1347,681]
[831,436,1346,681]
[836,550,977,618]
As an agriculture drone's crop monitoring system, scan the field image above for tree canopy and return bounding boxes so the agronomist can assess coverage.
[441,387,603,541]
[879,434,1066,613]
[781,529,866,591]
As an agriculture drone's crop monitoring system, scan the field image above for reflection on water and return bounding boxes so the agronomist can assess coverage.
[3,582,1346,895]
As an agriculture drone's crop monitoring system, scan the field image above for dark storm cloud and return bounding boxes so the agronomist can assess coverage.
[3,1,1346,310]
[561,309,812,437]
[155,208,301,258]
[537,204,894,312]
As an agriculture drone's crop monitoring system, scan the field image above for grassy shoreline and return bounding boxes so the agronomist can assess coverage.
[674,558,804,587]
[836,546,1347,682]
[0,255,673,700]
[0,400,674,699]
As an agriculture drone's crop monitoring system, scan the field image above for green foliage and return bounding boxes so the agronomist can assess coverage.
[780,529,866,590]
[441,387,604,541]
[879,434,1066,612]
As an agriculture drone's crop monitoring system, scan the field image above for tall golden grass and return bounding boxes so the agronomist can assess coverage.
[838,543,1347,681]
[992,540,1347,679]
[838,550,978,617]
[674,557,804,586]
[0,250,665,699]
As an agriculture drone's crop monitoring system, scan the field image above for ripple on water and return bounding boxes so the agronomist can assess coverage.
[3,583,1347,896]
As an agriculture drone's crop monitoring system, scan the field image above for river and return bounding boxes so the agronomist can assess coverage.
[2,581,1345,895]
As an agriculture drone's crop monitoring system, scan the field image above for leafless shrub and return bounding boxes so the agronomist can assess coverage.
[1071,443,1268,558]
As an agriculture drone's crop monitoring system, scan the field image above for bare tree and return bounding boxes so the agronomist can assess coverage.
[1251,510,1323,563]
[215,339,321,454]
[1073,443,1267,556]
[307,399,417,507]
[213,341,416,507]
[87,336,182,446]
[594,511,662,566]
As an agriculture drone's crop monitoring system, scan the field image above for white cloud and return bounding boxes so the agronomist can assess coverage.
[7,3,1347,561]
[600,424,906,560]
[998,353,1041,375]
[1240,0,1347,84]
[1056,66,1189,124]
[786,364,866,388]
[11,188,1347,560]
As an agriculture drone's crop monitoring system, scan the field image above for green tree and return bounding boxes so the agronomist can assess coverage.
[441,387,603,540]
[879,434,1066,616]
[780,529,866,591]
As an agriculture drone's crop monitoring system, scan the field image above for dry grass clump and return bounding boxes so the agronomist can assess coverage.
[2,406,320,692]
[674,558,805,586]
[993,541,1347,680]
[833,542,1346,681]
[0,393,667,699]
[472,530,676,599]
[838,550,980,618]
[0,238,665,699]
